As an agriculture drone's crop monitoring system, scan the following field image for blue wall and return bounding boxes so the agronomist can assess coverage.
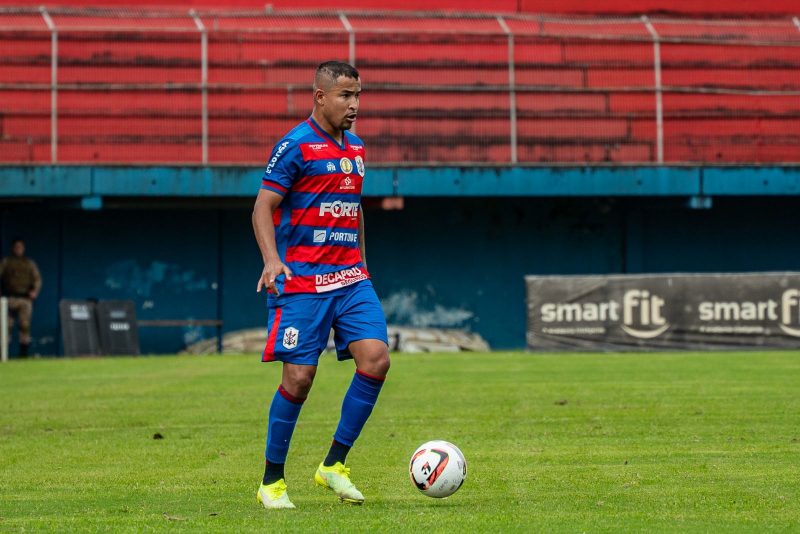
[3,193,800,356]
[6,165,800,198]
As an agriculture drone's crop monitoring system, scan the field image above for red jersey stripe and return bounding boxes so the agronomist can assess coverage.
[293,174,362,194]
[272,208,282,227]
[300,143,350,161]
[262,180,288,194]
[290,208,360,229]
[282,275,319,293]
[286,245,362,265]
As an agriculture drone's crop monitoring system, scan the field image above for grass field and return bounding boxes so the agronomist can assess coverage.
[1,351,799,533]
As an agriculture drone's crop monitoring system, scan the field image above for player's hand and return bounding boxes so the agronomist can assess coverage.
[257,260,293,296]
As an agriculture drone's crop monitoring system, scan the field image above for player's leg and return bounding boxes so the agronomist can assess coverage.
[7,298,22,358]
[315,282,389,503]
[263,363,316,485]
[258,294,333,509]
[16,298,32,357]
[258,362,315,509]
[327,338,389,464]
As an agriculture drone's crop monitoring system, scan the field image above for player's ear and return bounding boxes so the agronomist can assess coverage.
[314,88,326,107]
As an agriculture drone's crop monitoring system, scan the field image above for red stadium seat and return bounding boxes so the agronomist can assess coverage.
[1,8,799,164]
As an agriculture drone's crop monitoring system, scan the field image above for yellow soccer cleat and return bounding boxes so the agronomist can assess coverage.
[256,479,296,510]
[314,462,365,504]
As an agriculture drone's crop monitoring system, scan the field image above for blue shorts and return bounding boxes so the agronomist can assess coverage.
[261,280,388,366]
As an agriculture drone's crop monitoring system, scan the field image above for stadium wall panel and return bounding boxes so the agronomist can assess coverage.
[9,165,800,198]
[3,165,800,355]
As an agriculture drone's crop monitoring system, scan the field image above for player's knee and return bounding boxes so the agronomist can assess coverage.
[351,339,390,377]
[366,347,390,377]
[376,349,390,376]
[282,366,316,397]
[283,377,313,398]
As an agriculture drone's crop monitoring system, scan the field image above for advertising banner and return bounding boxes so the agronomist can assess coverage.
[526,272,800,351]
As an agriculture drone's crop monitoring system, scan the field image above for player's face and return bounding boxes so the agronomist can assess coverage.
[11,241,24,257]
[321,76,361,132]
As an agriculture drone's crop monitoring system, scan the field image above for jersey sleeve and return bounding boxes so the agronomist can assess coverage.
[261,139,302,196]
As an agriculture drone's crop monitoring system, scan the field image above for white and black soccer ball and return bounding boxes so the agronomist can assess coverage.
[409,440,467,498]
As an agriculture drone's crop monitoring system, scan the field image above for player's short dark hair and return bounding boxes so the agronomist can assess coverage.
[314,61,359,89]
[10,237,23,246]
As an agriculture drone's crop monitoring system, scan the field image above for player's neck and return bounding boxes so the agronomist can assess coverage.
[311,111,344,145]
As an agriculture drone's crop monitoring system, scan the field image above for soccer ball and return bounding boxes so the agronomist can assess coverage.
[409,440,467,498]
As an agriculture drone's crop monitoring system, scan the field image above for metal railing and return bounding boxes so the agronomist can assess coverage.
[1,297,8,362]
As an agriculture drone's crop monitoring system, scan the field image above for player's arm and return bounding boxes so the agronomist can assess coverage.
[252,188,293,294]
[358,206,367,271]
[29,260,41,300]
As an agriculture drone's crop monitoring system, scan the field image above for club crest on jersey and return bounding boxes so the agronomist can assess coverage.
[340,157,353,174]
[282,327,299,350]
[355,155,365,177]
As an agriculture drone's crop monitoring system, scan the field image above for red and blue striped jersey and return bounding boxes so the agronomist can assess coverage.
[260,117,369,295]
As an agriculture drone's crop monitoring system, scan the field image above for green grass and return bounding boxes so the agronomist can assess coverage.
[1,351,799,533]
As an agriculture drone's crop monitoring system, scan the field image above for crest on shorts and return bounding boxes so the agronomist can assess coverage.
[340,157,353,174]
[355,155,365,177]
[282,327,299,350]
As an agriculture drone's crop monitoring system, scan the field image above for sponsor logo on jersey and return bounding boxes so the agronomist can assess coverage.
[350,144,364,152]
[340,176,356,191]
[282,326,299,349]
[328,231,358,244]
[315,267,368,292]
[313,230,327,243]
[308,143,329,151]
[319,200,359,218]
[326,162,336,172]
[355,155,365,177]
[340,157,353,174]
[265,141,290,175]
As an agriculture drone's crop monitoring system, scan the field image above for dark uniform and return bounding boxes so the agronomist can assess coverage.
[0,254,42,356]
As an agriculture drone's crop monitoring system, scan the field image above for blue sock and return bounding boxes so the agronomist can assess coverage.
[332,370,385,448]
[265,385,305,466]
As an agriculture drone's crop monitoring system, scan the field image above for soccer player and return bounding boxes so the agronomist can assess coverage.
[252,61,390,509]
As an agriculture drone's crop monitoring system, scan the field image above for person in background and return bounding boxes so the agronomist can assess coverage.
[0,238,42,358]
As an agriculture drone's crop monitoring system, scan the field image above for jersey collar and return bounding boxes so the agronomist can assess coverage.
[306,116,348,151]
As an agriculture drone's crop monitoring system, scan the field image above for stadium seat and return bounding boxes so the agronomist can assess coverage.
[1,9,799,164]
